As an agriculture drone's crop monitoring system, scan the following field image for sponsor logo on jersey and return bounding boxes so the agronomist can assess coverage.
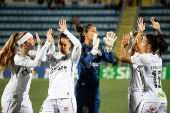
[146,106,156,113]
[64,106,69,111]
[157,92,166,98]
[87,62,100,68]
[92,62,100,67]
[50,66,67,74]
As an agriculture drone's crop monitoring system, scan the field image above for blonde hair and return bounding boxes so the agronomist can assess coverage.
[130,28,139,42]
[0,31,28,73]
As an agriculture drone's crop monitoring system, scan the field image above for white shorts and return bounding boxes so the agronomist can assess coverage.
[128,92,142,113]
[1,98,33,113]
[137,101,167,113]
[39,98,77,113]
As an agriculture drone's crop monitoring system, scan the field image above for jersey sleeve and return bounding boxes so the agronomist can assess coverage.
[100,47,114,63]
[41,45,55,62]
[28,45,42,58]
[79,46,94,68]
[63,29,81,63]
[14,41,51,68]
[131,53,148,66]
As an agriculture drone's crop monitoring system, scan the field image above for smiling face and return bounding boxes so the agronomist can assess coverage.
[24,36,35,50]
[58,38,71,55]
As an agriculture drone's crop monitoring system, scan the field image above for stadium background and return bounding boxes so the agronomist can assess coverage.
[0,0,170,112]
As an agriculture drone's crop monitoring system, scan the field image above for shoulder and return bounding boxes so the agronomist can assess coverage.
[131,53,148,65]
[14,52,24,61]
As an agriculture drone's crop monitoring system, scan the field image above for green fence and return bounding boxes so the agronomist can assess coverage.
[99,66,170,79]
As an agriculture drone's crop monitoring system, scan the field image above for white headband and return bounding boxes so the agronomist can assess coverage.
[17,32,33,46]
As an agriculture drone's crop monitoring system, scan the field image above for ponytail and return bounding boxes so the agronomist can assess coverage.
[0,31,28,73]
[0,34,17,73]
[146,34,168,57]
[156,34,168,57]
[75,24,93,43]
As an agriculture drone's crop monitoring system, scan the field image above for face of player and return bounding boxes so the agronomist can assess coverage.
[58,38,71,55]
[84,26,97,43]
[141,36,149,53]
[24,36,35,50]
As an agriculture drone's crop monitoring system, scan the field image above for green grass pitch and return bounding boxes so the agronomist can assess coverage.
[0,79,169,113]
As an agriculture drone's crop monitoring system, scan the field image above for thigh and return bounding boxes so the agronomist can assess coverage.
[39,99,58,113]
[156,102,167,113]
[75,86,93,113]
[93,86,101,113]
[58,98,76,113]
[131,93,142,113]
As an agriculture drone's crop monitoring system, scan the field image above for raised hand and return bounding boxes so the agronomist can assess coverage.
[149,17,160,31]
[93,33,100,48]
[36,32,42,45]
[91,33,100,55]
[137,17,145,32]
[51,30,55,45]
[46,29,54,43]
[121,35,130,48]
[103,31,117,47]
[57,20,67,32]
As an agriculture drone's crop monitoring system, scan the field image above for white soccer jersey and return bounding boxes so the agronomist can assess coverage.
[128,52,143,95]
[1,41,51,101]
[128,52,143,112]
[43,29,81,99]
[131,53,167,103]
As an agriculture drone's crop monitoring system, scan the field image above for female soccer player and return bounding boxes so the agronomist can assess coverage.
[127,17,164,113]
[120,17,168,113]
[74,24,117,113]
[0,29,54,113]
[39,20,81,113]
[128,28,143,113]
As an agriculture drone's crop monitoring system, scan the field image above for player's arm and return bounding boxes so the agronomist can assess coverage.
[100,47,114,63]
[120,35,132,63]
[80,53,94,68]
[15,29,53,67]
[58,20,81,62]
[100,31,117,63]
[129,17,145,56]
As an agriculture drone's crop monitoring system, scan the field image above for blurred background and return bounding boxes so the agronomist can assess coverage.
[0,0,170,112]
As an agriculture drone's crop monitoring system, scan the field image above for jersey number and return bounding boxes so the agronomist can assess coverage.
[152,71,161,88]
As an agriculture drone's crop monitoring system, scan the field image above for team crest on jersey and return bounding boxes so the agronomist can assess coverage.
[146,106,156,113]
[22,68,32,76]
[157,92,166,98]
[83,105,89,113]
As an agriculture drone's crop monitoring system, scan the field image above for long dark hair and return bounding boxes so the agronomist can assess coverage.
[75,24,93,43]
[146,34,168,57]
[58,33,73,49]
